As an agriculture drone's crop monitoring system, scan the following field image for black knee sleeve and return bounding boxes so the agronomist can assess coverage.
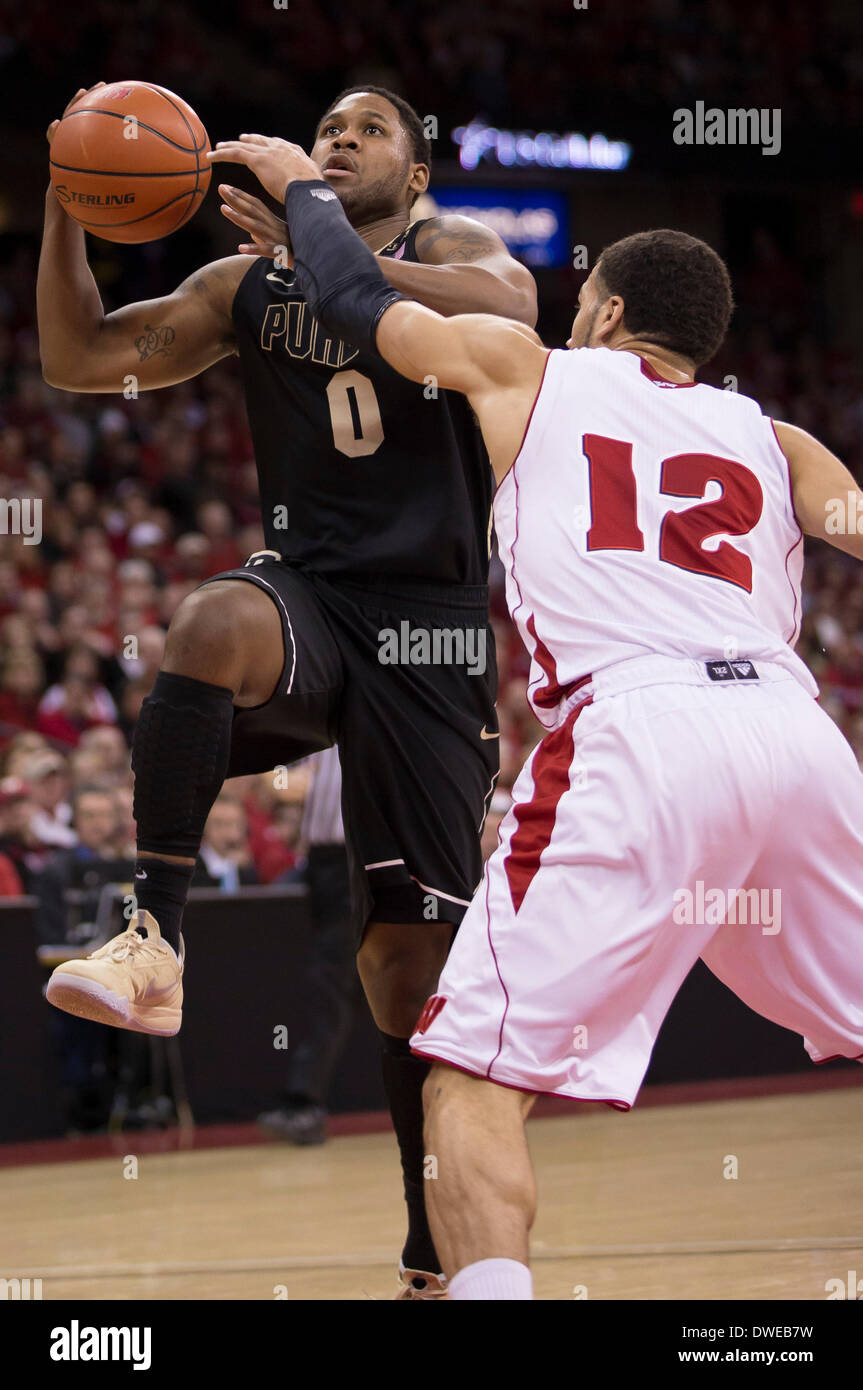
[380,1030,431,1178]
[379,1030,440,1272]
[132,671,235,858]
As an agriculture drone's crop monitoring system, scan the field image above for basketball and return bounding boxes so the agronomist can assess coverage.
[49,80,211,243]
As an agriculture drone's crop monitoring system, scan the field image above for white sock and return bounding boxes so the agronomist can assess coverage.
[449,1258,533,1301]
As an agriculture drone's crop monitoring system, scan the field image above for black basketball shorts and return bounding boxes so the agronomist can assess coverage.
[197,553,500,942]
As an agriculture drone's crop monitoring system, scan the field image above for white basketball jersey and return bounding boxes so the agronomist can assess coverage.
[494,347,816,727]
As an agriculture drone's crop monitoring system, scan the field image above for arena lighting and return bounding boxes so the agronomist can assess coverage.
[424,188,569,266]
[452,119,632,171]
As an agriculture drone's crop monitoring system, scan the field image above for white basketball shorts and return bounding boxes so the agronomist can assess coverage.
[410,655,863,1108]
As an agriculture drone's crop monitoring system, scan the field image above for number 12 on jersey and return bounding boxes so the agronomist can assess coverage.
[582,433,764,592]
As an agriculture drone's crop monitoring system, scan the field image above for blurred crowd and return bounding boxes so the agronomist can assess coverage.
[2,0,860,142]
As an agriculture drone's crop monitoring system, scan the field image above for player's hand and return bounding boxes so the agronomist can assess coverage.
[218,184,292,261]
[46,82,108,143]
[46,82,108,210]
[207,135,323,204]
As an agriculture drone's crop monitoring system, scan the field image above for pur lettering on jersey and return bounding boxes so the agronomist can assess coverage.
[260,301,359,367]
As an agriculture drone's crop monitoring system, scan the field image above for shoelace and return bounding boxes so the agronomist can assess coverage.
[96,930,162,963]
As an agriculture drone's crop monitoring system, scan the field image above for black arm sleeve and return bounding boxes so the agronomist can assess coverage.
[284,180,409,353]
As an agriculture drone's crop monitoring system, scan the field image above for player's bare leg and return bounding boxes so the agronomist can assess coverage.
[359,920,454,1037]
[160,578,285,706]
[47,580,285,1034]
[358,919,454,1296]
[422,1063,537,1299]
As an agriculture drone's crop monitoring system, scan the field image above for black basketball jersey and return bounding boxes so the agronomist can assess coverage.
[231,220,493,589]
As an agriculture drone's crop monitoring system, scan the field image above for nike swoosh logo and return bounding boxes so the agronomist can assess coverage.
[266,272,295,288]
[135,871,147,880]
[480,726,500,740]
[136,979,180,1003]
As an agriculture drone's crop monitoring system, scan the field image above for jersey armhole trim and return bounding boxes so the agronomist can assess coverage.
[229,254,266,325]
[770,419,806,646]
[496,348,553,488]
[769,418,805,539]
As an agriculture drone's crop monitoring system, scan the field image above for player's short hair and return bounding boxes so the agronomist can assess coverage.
[595,229,734,367]
[319,85,431,202]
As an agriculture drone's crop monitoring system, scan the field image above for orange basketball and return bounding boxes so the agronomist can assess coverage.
[49,81,211,243]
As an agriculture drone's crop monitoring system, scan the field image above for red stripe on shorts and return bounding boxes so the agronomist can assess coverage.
[526,614,592,710]
[526,613,566,708]
[503,700,592,914]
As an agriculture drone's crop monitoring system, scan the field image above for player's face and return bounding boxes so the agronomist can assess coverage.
[567,269,605,349]
[312,93,424,221]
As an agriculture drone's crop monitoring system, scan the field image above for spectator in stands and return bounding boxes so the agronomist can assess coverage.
[17,586,56,652]
[77,725,133,780]
[0,846,23,897]
[240,770,306,884]
[37,645,118,746]
[33,784,134,945]
[169,532,212,584]
[67,745,116,789]
[0,649,45,732]
[0,776,55,889]
[117,677,151,741]
[1,729,50,775]
[195,794,259,890]
[113,782,137,860]
[196,499,242,574]
[16,747,75,848]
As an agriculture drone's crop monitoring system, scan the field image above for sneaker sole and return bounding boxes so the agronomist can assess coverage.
[46,974,182,1037]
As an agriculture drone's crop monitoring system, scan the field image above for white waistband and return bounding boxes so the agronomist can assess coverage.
[561,653,799,715]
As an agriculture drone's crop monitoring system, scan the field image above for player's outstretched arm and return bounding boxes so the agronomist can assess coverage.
[384,215,538,326]
[774,420,863,561]
[38,98,249,393]
[376,302,546,479]
[38,186,247,392]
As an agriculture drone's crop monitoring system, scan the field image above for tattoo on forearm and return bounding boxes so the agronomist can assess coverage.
[135,324,175,360]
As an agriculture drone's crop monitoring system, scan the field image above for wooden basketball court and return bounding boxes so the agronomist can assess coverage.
[2,1087,860,1300]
